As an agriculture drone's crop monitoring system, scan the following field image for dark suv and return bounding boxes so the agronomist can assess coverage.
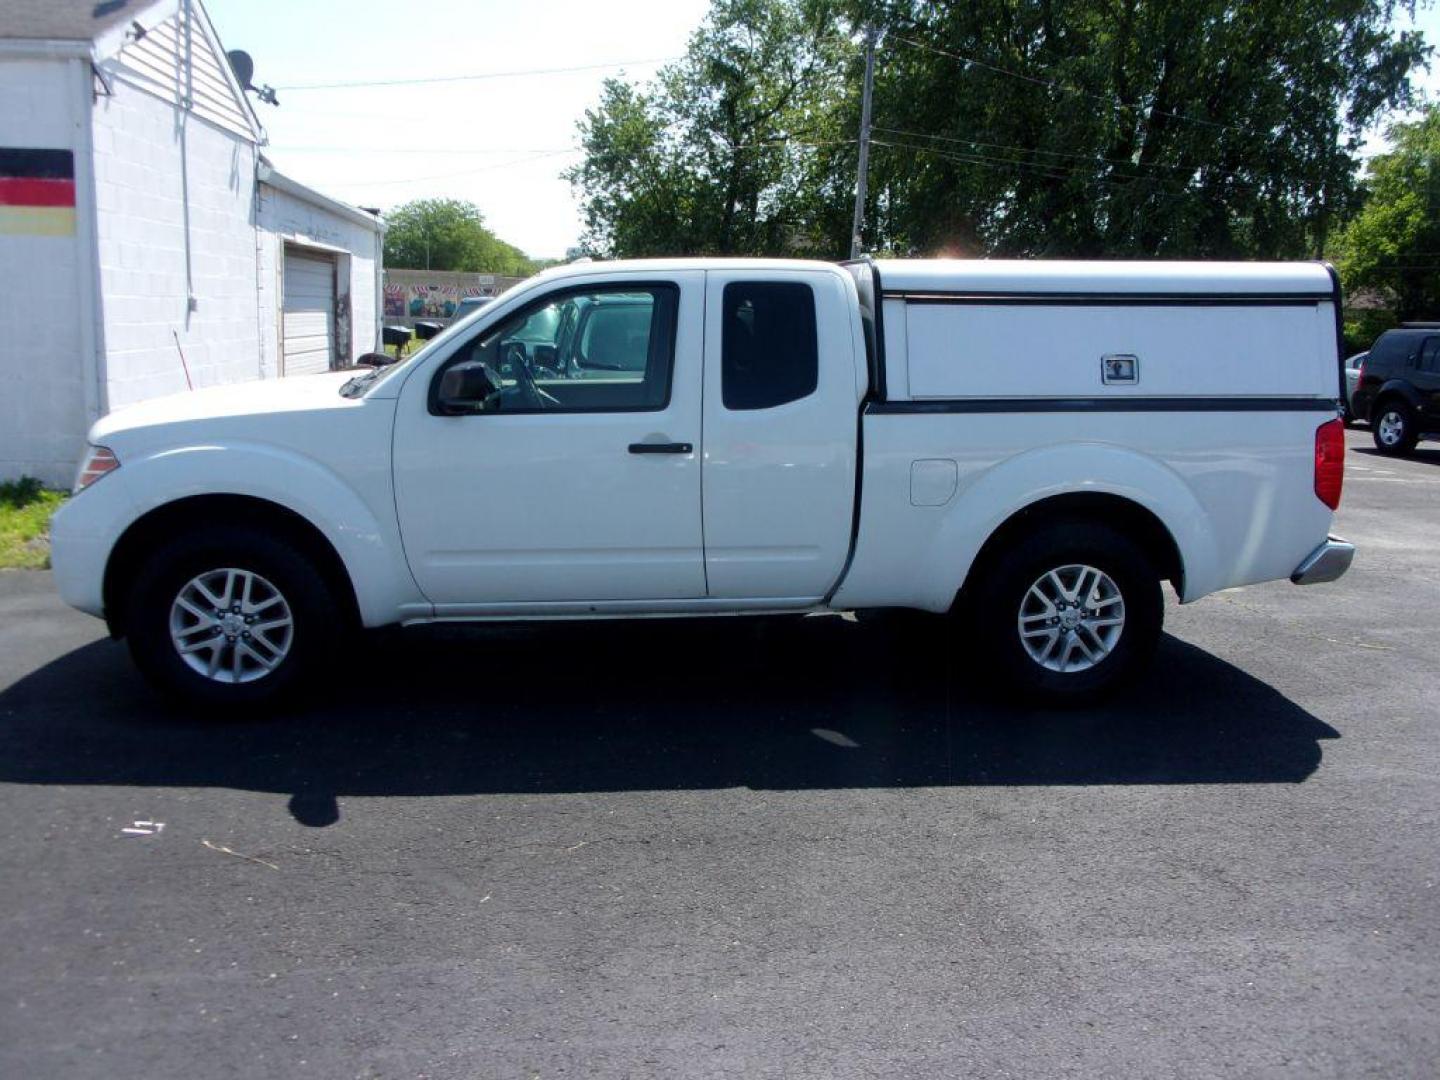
[1350,325,1440,455]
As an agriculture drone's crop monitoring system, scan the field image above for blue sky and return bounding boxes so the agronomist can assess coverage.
[207,0,709,257]
[206,0,1438,260]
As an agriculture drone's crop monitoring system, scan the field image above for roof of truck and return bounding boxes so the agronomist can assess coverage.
[502,257,1337,302]
[871,259,1336,297]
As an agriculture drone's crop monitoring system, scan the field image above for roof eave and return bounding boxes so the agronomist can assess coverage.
[258,160,385,233]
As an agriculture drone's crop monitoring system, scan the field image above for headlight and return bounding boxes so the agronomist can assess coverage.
[74,445,119,492]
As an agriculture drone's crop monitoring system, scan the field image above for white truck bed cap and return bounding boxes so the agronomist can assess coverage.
[872,259,1336,297]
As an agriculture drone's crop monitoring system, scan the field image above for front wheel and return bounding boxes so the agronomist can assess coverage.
[125,526,340,707]
[967,521,1163,707]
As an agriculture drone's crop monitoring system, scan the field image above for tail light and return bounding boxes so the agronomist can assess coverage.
[1314,418,1344,510]
[74,445,119,492]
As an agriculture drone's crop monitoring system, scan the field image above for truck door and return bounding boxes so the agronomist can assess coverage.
[391,272,706,610]
[701,269,863,600]
[1417,336,1440,426]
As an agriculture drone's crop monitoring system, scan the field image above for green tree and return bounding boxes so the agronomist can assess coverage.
[383,198,538,275]
[569,0,1429,261]
[848,0,1431,259]
[1332,106,1440,328]
[566,0,852,257]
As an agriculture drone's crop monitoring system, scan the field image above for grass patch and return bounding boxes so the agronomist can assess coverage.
[0,477,67,570]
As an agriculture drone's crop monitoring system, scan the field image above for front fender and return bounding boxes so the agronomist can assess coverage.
[53,442,424,626]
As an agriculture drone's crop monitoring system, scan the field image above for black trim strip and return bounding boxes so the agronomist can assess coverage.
[868,396,1338,415]
[1321,260,1347,403]
[884,290,1329,307]
[869,261,888,401]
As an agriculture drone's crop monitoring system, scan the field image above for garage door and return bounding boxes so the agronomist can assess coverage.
[282,250,335,376]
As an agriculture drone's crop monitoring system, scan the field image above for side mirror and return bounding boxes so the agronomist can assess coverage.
[533,344,558,369]
[355,351,394,368]
[436,360,497,414]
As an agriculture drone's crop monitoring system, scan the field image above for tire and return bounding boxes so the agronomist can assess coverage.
[967,520,1163,707]
[1372,400,1419,455]
[124,525,340,708]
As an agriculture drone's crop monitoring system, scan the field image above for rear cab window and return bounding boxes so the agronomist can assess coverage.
[721,281,819,410]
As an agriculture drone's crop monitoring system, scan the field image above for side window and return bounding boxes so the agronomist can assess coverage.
[1420,337,1440,373]
[722,281,819,410]
[432,285,677,414]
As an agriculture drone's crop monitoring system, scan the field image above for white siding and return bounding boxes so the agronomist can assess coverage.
[105,3,256,142]
[0,58,94,487]
[91,74,262,409]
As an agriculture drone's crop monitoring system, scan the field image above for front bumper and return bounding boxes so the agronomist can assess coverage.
[1291,535,1355,586]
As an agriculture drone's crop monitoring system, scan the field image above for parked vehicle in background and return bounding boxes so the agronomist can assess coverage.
[49,258,1353,709]
[1343,351,1367,425]
[1349,325,1440,454]
[451,296,493,322]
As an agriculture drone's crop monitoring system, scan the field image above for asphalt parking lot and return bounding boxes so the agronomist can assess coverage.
[1,426,1437,1079]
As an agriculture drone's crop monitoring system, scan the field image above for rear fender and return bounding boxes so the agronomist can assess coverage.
[919,443,1220,609]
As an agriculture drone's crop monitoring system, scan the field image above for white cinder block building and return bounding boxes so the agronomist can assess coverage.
[1,0,384,486]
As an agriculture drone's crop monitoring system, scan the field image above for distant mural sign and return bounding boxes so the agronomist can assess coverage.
[382,270,525,323]
[383,282,490,320]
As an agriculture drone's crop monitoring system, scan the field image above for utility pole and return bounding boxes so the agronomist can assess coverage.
[849,26,878,260]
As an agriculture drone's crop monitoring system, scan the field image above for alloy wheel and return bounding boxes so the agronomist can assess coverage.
[168,568,295,684]
[1017,564,1126,673]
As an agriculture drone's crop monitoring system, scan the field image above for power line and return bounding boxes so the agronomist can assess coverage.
[276,56,681,92]
[317,149,580,187]
[274,145,577,155]
[871,137,1077,185]
[875,125,1195,173]
[872,136,1204,200]
[887,35,1249,137]
[875,125,1272,192]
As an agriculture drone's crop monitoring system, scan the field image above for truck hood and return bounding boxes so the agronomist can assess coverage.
[90,372,358,444]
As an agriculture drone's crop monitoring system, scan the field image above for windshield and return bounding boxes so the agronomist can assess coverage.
[340,277,537,398]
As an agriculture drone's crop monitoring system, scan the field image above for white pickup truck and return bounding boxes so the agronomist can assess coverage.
[51,257,1354,707]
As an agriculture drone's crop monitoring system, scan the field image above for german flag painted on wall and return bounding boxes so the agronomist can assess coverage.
[0,149,76,237]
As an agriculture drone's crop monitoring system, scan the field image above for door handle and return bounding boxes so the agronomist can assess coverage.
[628,441,692,454]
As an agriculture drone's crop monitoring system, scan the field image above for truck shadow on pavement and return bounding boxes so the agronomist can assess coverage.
[0,615,1338,826]
[1351,443,1440,467]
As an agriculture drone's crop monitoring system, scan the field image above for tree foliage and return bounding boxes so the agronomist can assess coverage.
[383,198,538,275]
[1331,106,1440,324]
[567,0,852,257]
[568,0,1430,261]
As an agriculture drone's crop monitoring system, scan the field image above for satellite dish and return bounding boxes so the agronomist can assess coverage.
[226,49,279,106]
[227,50,255,91]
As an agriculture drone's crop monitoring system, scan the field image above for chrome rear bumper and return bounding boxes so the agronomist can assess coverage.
[1291,536,1355,585]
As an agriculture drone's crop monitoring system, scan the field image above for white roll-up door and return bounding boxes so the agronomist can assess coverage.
[282,250,336,376]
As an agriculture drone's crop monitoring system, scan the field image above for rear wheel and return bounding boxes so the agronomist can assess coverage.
[1373,401,1419,455]
[968,521,1163,706]
[125,526,340,707]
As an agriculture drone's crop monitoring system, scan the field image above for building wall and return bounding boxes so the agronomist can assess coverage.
[91,74,262,409]
[0,57,95,487]
[257,183,381,375]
